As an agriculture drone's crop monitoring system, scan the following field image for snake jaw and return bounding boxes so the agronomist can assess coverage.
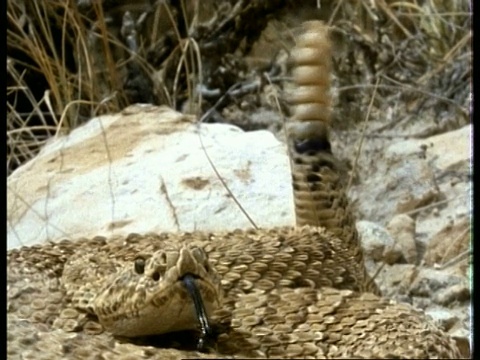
[92,245,222,338]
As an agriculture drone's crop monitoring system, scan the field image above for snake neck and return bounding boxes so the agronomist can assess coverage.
[287,21,380,295]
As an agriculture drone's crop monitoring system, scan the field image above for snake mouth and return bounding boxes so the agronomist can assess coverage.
[181,273,214,351]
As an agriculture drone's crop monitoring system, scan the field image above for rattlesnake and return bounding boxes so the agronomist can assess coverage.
[7,21,462,359]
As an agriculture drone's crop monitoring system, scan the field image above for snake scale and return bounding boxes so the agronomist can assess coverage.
[7,22,462,359]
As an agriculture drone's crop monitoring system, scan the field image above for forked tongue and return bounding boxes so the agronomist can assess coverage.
[181,273,213,351]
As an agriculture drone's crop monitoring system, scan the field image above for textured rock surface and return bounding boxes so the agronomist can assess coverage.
[424,217,470,272]
[352,122,472,353]
[386,214,417,264]
[386,125,471,172]
[350,125,471,227]
[7,105,294,249]
[357,220,402,264]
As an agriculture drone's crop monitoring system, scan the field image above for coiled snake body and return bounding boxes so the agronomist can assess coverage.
[7,22,461,359]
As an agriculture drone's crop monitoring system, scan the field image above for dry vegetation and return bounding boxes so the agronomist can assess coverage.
[7,0,471,175]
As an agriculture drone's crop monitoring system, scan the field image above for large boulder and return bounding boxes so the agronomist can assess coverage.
[7,105,294,249]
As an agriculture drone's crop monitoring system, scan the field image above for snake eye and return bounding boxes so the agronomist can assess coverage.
[160,252,167,264]
[152,271,160,281]
[134,257,146,274]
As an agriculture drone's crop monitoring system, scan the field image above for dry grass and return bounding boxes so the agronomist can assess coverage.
[7,0,116,174]
[6,0,202,175]
[327,0,471,129]
[7,0,471,176]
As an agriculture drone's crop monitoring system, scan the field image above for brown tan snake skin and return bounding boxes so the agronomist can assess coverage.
[7,22,462,359]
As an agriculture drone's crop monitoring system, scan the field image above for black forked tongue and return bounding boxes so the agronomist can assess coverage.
[181,273,214,351]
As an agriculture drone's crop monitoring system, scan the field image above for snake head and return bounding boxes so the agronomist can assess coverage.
[92,244,222,338]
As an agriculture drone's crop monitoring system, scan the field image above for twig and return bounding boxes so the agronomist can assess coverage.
[435,248,471,271]
[402,195,467,217]
[196,83,258,229]
[377,0,412,37]
[159,176,180,231]
[339,82,468,116]
[347,77,380,192]
[439,227,470,266]
[197,76,285,100]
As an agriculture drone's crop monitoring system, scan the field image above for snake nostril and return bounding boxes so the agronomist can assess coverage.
[160,253,167,264]
[134,257,145,274]
[152,272,160,281]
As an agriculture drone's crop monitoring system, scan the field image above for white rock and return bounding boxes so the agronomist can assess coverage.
[386,125,471,172]
[390,158,440,214]
[425,307,458,331]
[409,268,466,298]
[376,263,417,297]
[352,154,441,224]
[357,220,402,264]
[433,283,471,306]
[7,105,294,249]
[386,214,417,264]
[423,216,470,270]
